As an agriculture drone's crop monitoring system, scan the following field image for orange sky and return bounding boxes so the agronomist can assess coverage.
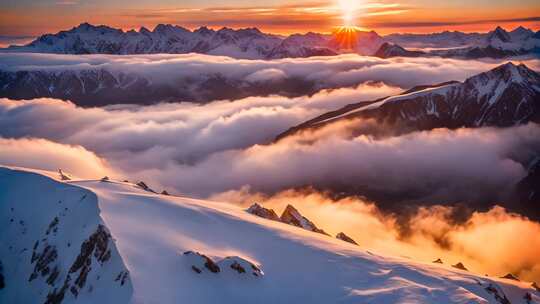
[0,0,539,37]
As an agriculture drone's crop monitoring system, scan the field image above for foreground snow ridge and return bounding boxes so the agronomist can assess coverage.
[1,167,538,303]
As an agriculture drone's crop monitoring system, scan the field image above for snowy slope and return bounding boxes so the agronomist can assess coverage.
[0,167,132,304]
[277,62,540,140]
[1,166,539,303]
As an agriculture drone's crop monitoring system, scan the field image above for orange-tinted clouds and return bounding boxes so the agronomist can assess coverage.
[212,188,540,283]
[0,137,113,179]
[0,0,538,37]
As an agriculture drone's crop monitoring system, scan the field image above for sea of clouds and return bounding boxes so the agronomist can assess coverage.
[1,53,539,104]
[1,53,540,282]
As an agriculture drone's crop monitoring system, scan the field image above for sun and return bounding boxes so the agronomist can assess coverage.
[338,0,360,26]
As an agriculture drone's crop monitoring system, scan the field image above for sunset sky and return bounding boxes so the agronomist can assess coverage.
[0,0,539,38]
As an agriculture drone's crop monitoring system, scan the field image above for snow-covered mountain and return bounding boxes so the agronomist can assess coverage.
[278,62,540,139]
[385,26,539,50]
[5,23,284,60]
[0,168,132,304]
[0,69,163,106]
[373,42,425,58]
[1,23,383,59]
[385,31,485,48]
[383,26,540,59]
[5,23,535,60]
[0,62,318,106]
[1,166,539,303]
[266,32,338,59]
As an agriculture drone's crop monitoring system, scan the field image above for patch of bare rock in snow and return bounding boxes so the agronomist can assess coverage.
[336,232,358,245]
[246,203,280,222]
[280,204,329,235]
[247,202,359,240]
[183,251,263,278]
[453,262,469,271]
[433,258,444,264]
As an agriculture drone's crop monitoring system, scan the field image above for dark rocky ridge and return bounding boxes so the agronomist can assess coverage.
[0,68,322,107]
[247,203,329,235]
[374,42,426,58]
[278,62,540,140]
[336,232,358,245]
[275,63,540,218]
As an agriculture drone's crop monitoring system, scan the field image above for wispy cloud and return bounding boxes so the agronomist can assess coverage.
[55,0,79,5]
[368,16,540,28]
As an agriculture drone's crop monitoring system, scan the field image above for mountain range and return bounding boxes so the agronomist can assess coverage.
[0,64,329,106]
[1,166,538,303]
[277,62,540,217]
[2,23,539,59]
[278,62,540,137]
[377,26,540,59]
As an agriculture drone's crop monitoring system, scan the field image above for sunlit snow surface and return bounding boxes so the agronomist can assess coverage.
[1,166,538,303]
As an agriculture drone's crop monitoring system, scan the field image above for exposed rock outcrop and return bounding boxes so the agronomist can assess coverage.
[485,283,511,304]
[183,251,220,273]
[500,273,519,281]
[58,169,71,181]
[280,204,329,235]
[246,203,280,221]
[374,42,425,58]
[183,252,264,278]
[136,181,156,193]
[336,232,358,245]
[432,258,443,264]
[218,256,264,277]
[452,262,468,271]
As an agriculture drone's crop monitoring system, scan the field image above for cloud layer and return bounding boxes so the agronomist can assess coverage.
[212,188,540,283]
[1,96,538,206]
[0,137,112,178]
[1,53,538,105]
[1,55,540,282]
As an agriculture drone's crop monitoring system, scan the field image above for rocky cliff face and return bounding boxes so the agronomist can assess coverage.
[0,168,132,303]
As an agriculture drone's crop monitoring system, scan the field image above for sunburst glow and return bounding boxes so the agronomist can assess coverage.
[338,0,361,26]
[332,26,362,50]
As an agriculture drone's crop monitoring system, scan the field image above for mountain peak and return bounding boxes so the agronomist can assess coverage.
[77,22,93,29]
[153,24,178,33]
[139,26,151,34]
[280,204,328,235]
[511,26,532,34]
[194,26,214,35]
[470,62,538,85]
[71,22,121,34]
[246,203,280,221]
[488,26,512,43]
